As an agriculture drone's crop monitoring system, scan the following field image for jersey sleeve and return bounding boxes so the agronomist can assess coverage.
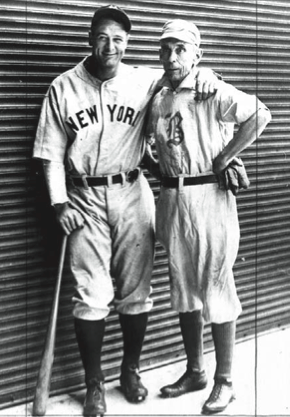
[217,82,269,125]
[42,160,69,205]
[33,83,68,163]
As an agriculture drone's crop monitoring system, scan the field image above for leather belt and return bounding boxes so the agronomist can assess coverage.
[72,169,140,187]
[161,174,218,188]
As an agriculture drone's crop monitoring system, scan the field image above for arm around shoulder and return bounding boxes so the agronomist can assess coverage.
[195,67,222,102]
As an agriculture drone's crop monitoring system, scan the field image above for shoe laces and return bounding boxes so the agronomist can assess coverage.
[127,365,141,377]
[207,383,224,402]
[87,380,103,395]
[94,382,103,393]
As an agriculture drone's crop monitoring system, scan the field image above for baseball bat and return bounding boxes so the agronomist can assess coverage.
[32,235,68,416]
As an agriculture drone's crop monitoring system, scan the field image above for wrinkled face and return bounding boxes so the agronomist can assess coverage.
[89,18,129,78]
[159,38,202,87]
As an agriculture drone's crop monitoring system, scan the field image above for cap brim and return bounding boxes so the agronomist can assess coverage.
[160,31,197,44]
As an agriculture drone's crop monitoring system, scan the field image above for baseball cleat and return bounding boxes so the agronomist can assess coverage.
[83,380,106,417]
[120,365,148,403]
[202,380,235,414]
[160,369,207,398]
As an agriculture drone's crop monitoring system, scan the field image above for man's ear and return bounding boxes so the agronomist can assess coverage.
[88,30,92,46]
[196,48,203,63]
[125,33,130,47]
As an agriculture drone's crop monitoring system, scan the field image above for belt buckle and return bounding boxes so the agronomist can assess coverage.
[126,169,139,183]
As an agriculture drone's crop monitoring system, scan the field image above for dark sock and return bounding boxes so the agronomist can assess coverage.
[179,310,204,373]
[119,312,148,370]
[74,318,105,384]
[211,321,236,382]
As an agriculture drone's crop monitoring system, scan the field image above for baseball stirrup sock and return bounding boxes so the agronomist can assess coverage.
[212,321,236,382]
[74,318,105,383]
[119,312,148,368]
[179,310,204,373]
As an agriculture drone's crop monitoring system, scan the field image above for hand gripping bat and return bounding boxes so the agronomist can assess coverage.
[32,235,68,416]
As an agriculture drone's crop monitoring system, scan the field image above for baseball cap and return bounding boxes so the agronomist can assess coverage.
[91,5,131,33]
[160,19,201,46]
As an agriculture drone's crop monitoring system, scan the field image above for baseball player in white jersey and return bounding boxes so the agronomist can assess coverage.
[33,5,219,416]
[146,19,271,415]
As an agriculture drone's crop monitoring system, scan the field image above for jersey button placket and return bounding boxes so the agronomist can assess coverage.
[98,81,109,173]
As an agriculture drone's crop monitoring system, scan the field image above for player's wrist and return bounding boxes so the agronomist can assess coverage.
[53,202,69,216]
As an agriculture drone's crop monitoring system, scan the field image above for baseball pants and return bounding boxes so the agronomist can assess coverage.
[67,172,155,320]
[156,182,242,324]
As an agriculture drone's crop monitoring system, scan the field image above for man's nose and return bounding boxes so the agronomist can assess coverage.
[168,51,177,63]
[105,38,114,50]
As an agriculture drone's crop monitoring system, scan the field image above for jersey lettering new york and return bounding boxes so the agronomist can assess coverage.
[66,103,141,132]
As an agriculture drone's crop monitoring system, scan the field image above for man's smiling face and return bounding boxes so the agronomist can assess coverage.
[89,18,129,79]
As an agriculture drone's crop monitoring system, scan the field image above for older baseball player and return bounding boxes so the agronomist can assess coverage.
[146,19,271,415]
[33,5,219,416]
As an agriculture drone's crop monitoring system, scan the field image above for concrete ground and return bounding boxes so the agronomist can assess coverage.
[1,326,290,417]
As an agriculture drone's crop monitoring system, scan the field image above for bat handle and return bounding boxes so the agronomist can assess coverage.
[51,235,67,312]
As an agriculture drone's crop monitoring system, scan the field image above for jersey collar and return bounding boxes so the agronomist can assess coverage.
[158,67,198,92]
[76,56,128,86]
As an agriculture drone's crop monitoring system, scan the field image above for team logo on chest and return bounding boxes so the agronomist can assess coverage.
[165,111,184,148]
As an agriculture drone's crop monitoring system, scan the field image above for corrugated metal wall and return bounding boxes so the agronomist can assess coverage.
[1,0,290,409]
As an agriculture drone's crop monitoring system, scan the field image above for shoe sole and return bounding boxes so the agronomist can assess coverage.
[160,381,207,398]
[84,405,106,417]
[84,410,105,417]
[201,393,236,415]
[124,394,147,403]
[84,401,107,416]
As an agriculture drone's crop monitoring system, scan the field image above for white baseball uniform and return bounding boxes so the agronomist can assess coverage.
[33,58,163,320]
[148,71,269,324]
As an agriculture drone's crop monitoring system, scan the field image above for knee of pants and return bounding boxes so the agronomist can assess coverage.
[114,286,153,315]
[115,297,153,315]
[71,277,115,320]
[72,297,112,321]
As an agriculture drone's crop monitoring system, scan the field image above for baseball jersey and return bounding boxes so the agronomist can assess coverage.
[148,71,268,177]
[33,58,162,176]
